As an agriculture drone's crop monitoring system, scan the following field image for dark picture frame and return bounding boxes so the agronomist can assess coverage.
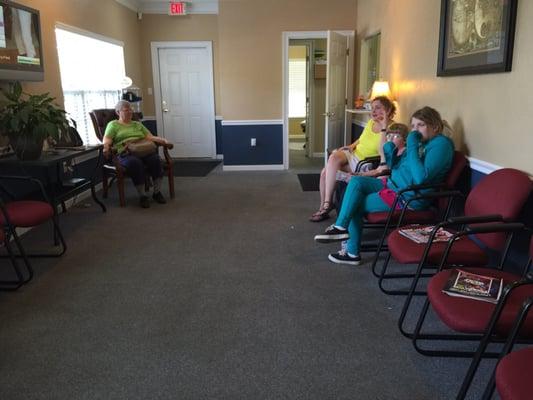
[437,0,518,76]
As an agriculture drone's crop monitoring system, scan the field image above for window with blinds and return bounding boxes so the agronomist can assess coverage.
[288,57,307,118]
[55,26,126,145]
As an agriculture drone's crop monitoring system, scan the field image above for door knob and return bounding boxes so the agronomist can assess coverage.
[163,108,169,113]
[322,112,335,117]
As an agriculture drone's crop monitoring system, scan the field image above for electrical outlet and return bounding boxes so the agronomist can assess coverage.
[251,138,256,147]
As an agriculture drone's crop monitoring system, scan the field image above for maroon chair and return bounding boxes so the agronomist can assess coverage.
[88,109,175,207]
[388,168,532,338]
[414,237,533,399]
[369,151,468,290]
[494,347,533,400]
[0,176,66,288]
[479,297,533,399]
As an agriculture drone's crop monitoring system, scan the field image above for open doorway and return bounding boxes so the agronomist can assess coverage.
[283,31,354,172]
[287,38,326,172]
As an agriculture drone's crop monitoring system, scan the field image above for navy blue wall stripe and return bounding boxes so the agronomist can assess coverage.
[222,124,283,165]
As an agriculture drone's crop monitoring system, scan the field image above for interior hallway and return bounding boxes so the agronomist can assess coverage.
[0,168,489,399]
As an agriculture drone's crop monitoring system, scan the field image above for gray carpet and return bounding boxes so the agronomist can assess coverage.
[0,167,492,399]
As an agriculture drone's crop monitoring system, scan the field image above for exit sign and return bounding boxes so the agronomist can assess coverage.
[169,2,187,15]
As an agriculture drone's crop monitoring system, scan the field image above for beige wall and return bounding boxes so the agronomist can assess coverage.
[218,0,357,120]
[357,0,533,174]
[14,0,142,107]
[138,14,220,116]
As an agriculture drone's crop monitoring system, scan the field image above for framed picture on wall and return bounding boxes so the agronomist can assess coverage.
[437,0,518,76]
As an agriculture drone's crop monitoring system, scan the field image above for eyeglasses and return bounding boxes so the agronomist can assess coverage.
[119,108,133,113]
[386,133,402,140]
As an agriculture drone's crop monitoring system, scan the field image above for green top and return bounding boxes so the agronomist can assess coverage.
[104,120,150,154]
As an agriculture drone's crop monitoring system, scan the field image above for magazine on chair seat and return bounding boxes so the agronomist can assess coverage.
[442,269,503,303]
[398,225,455,244]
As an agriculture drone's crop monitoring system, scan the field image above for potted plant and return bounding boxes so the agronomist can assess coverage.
[0,81,70,160]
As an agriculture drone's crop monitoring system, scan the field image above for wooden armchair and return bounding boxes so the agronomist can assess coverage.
[88,109,175,207]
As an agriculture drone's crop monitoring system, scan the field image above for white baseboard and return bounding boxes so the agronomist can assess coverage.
[468,157,502,175]
[223,164,284,171]
[221,119,283,126]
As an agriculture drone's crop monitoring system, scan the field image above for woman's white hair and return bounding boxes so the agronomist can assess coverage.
[115,100,132,113]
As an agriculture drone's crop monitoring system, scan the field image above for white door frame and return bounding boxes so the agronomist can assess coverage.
[282,31,354,170]
[150,41,216,158]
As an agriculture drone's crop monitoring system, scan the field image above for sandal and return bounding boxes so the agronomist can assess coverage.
[309,202,333,222]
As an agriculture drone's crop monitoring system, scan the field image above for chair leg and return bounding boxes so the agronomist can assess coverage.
[168,171,175,198]
[0,238,28,290]
[102,172,109,198]
[118,177,126,207]
[7,231,34,283]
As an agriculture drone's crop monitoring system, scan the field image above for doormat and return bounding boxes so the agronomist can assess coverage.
[297,173,320,192]
[173,160,221,177]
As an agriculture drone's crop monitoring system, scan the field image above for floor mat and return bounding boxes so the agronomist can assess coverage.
[173,160,221,177]
[297,173,320,191]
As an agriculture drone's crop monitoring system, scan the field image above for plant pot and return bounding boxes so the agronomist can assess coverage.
[8,135,44,161]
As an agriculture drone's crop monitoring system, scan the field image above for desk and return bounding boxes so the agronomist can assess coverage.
[0,146,106,213]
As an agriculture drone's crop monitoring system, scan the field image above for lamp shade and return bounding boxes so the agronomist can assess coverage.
[370,80,391,100]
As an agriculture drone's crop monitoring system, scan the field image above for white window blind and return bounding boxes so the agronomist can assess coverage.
[288,58,307,118]
[55,26,125,145]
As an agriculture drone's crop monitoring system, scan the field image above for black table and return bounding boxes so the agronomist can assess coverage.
[0,146,107,213]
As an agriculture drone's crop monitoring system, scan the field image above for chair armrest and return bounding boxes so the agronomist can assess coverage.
[447,214,503,225]
[396,182,446,196]
[463,222,525,236]
[0,175,50,203]
[157,142,174,150]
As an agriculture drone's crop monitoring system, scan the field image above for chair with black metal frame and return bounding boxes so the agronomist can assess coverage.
[364,151,468,276]
[88,109,175,207]
[480,296,533,400]
[383,168,533,339]
[0,175,67,288]
[411,235,533,399]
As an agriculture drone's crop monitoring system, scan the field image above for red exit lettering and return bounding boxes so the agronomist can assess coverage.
[169,2,187,15]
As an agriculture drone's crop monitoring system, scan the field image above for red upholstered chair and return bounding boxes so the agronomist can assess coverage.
[369,151,468,288]
[88,109,175,207]
[0,176,66,289]
[388,168,532,337]
[480,297,533,400]
[413,237,533,399]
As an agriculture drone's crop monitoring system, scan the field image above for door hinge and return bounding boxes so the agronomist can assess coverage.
[345,98,348,105]
[346,48,350,56]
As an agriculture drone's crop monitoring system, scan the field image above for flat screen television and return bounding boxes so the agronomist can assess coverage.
[0,0,43,81]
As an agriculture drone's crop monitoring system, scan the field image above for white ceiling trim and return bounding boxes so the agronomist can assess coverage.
[138,1,218,14]
[114,0,140,12]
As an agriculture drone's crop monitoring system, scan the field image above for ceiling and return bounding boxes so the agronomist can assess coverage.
[114,0,218,14]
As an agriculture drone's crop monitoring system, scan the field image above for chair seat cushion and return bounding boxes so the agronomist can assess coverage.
[366,209,437,225]
[0,201,54,227]
[428,268,533,335]
[387,226,489,266]
[496,347,533,400]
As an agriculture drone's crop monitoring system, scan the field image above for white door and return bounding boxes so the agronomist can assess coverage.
[324,31,348,157]
[157,45,215,158]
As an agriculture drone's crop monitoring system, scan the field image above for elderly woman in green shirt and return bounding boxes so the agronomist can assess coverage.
[103,100,171,208]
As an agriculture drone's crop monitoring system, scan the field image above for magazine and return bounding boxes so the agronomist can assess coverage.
[398,225,454,244]
[442,269,503,303]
